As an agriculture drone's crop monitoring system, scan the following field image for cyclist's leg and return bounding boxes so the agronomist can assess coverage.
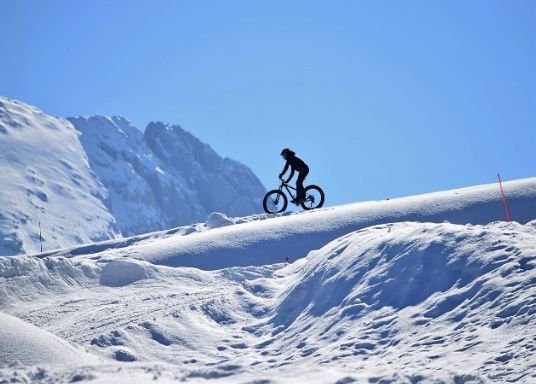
[296,168,309,201]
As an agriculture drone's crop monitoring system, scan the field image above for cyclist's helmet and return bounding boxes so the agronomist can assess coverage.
[281,148,291,156]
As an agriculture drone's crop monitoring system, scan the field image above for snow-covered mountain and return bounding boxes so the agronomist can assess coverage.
[0,97,265,255]
[0,97,120,256]
[143,121,266,219]
[67,116,173,236]
[1,178,535,383]
[69,116,265,237]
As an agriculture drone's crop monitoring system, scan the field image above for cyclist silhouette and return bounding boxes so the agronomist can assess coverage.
[279,148,309,204]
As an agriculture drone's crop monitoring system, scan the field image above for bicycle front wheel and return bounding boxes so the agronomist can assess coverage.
[300,185,325,210]
[263,190,288,214]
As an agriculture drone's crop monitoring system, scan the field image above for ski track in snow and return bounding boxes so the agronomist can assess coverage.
[0,179,535,383]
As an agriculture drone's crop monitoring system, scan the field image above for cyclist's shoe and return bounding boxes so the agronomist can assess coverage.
[291,198,299,205]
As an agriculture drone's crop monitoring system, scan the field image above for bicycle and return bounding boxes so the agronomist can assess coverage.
[263,180,325,214]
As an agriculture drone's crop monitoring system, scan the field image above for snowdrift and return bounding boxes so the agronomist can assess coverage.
[0,312,98,367]
[0,178,535,383]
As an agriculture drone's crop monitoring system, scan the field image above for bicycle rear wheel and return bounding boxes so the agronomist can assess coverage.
[300,185,324,210]
[263,190,288,214]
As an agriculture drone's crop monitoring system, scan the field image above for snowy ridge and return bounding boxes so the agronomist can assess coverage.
[0,178,535,383]
[41,177,536,270]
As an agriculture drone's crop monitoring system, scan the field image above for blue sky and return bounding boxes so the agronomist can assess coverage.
[1,0,535,206]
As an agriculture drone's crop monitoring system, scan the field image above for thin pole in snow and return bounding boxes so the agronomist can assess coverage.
[39,221,43,252]
[497,173,512,222]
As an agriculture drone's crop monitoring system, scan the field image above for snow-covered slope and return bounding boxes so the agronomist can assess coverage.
[0,178,535,383]
[44,177,536,270]
[0,97,120,256]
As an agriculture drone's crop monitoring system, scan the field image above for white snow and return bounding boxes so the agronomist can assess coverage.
[0,312,99,367]
[1,178,535,383]
[205,212,236,229]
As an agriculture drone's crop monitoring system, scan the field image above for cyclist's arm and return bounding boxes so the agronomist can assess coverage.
[279,162,289,179]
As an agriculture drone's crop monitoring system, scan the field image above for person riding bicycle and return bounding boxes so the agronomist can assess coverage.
[279,148,309,205]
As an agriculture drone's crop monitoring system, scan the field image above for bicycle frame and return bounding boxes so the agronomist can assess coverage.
[279,181,297,200]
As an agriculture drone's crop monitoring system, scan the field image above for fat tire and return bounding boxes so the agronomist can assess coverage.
[300,185,325,210]
[263,190,288,214]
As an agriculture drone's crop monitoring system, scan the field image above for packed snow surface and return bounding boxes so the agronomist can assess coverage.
[0,178,535,383]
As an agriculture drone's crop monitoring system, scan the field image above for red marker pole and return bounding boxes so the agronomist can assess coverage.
[498,174,511,222]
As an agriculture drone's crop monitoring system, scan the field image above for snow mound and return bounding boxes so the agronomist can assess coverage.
[0,312,97,367]
[274,221,536,327]
[99,259,150,287]
[0,256,100,306]
[264,220,535,382]
[205,212,235,229]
